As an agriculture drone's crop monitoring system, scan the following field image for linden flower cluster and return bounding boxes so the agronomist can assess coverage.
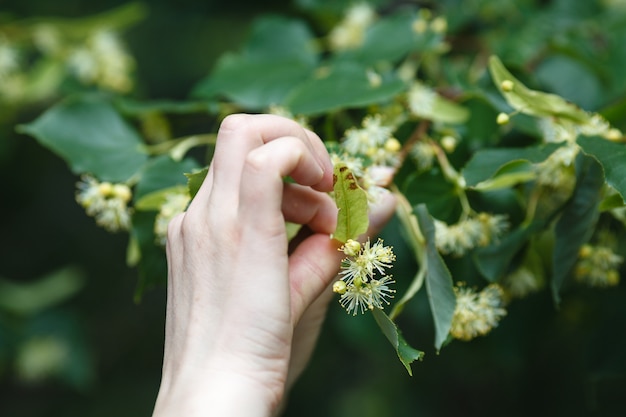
[535,144,578,189]
[502,266,543,299]
[575,244,623,287]
[67,29,134,92]
[328,3,376,51]
[154,191,191,246]
[342,114,400,165]
[332,114,401,203]
[332,239,396,315]
[450,283,507,341]
[407,82,437,119]
[434,213,509,257]
[75,175,132,232]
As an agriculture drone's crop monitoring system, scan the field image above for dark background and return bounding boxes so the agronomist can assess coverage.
[1,1,625,416]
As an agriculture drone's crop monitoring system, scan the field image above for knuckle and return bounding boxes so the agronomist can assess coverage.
[219,113,251,134]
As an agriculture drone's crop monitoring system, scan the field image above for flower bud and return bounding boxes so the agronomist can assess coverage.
[333,280,347,294]
[98,182,113,197]
[497,113,510,125]
[500,80,514,92]
[113,184,132,202]
[384,137,401,153]
[441,135,457,153]
[342,239,361,257]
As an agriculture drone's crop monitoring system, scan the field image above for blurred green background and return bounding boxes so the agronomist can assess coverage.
[1,0,625,416]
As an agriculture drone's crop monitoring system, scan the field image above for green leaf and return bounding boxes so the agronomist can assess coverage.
[403,170,461,224]
[551,154,603,306]
[134,185,188,211]
[415,204,456,351]
[192,16,317,109]
[462,142,563,187]
[285,61,406,116]
[371,308,424,376]
[332,163,369,242]
[473,225,535,282]
[17,95,148,182]
[578,135,626,201]
[471,160,537,191]
[344,11,422,65]
[134,155,199,200]
[186,167,209,199]
[0,267,84,316]
[489,55,591,123]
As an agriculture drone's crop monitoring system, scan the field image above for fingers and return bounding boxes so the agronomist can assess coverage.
[191,114,333,213]
[287,233,344,323]
[281,184,337,236]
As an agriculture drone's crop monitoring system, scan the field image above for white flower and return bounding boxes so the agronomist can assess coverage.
[341,115,399,166]
[155,191,191,246]
[435,213,509,256]
[407,82,437,118]
[502,266,543,299]
[450,283,507,341]
[575,244,623,287]
[335,238,396,315]
[67,29,134,92]
[535,144,579,189]
[76,175,132,232]
[328,3,376,51]
[410,141,436,170]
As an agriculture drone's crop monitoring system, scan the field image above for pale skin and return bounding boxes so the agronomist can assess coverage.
[152,114,396,416]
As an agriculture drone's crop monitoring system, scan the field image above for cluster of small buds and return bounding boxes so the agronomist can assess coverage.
[75,175,132,232]
[328,3,376,51]
[67,29,134,92]
[501,266,544,299]
[342,114,400,166]
[450,283,507,341]
[575,244,623,287]
[434,213,509,257]
[333,238,396,315]
[154,191,191,246]
[412,9,448,35]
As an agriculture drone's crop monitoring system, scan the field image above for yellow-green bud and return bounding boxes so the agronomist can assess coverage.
[441,135,457,153]
[579,244,592,258]
[497,113,510,125]
[384,138,402,153]
[501,80,514,92]
[98,182,114,197]
[606,270,620,286]
[333,280,347,294]
[607,128,622,141]
[342,239,361,257]
[113,184,132,203]
[412,18,428,34]
[430,16,447,33]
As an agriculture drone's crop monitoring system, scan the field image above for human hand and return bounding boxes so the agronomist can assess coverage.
[152,114,395,417]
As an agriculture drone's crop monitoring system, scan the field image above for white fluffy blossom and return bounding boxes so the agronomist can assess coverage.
[328,3,376,51]
[334,239,396,315]
[75,175,132,232]
[450,283,507,341]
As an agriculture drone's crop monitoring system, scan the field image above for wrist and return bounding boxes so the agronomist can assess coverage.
[153,366,284,417]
